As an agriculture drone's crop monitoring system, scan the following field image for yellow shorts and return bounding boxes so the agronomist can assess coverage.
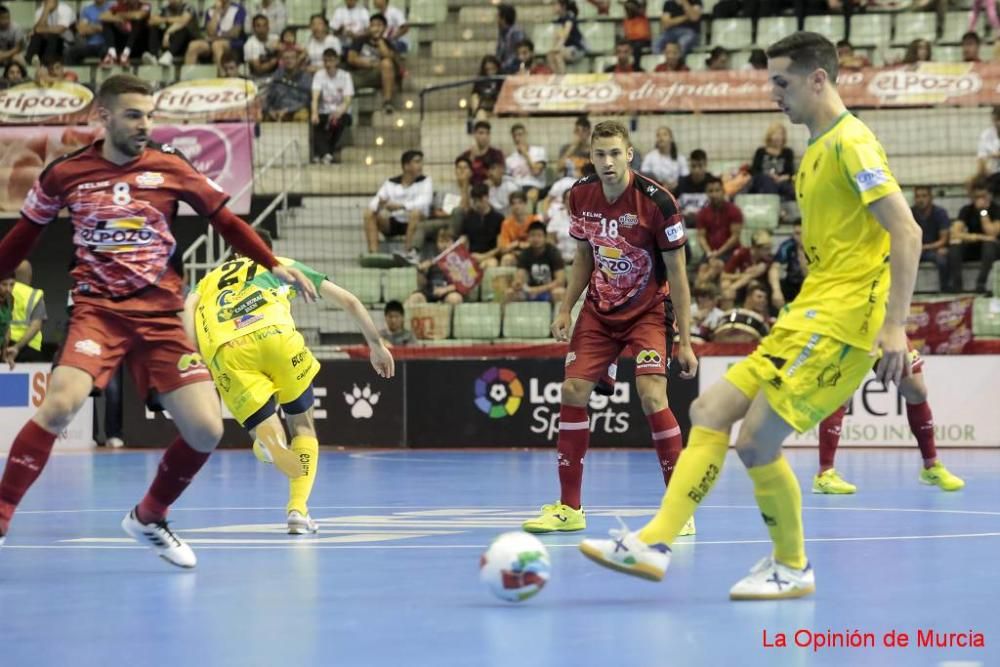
[208,326,320,426]
[724,328,873,433]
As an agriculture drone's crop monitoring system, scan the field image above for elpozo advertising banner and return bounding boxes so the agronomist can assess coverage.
[496,61,999,114]
[0,123,253,215]
[0,363,93,452]
[698,355,1000,447]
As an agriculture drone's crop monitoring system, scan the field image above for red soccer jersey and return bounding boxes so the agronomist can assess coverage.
[21,140,229,314]
[568,171,686,325]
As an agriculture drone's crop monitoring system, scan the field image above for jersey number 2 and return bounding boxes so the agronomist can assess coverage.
[217,259,260,289]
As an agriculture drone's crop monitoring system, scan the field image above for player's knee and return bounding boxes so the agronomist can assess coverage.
[561,378,591,406]
[184,415,224,452]
[37,390,86,430]
[901,377,927,404]
[688,395,711,426]
[639,392,667,415]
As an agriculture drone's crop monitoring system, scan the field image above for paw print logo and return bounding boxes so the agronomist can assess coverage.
[344,384,380,419]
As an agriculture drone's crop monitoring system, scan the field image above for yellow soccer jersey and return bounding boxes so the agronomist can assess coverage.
[776,112,900,350]
[193,256,326,363]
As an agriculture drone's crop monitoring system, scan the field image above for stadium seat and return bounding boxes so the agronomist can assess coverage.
[453,303,502,339]
[892,12,936,46]
[934,45,963,62]
[135,65,166,86]
[914,262,941,293]
[66,66,94,87]
[686,232,703,264]
[408,302,452,340]
[735,194,780,230]
[646,1,662,19]
[709,18,753,49]
[994,261,1000,296]
[803,15,845,43]
[940,11,972,44]
[640,54,661,72]
[480,266,517,303]
[409,0,447,24]
[332,267,382,306]
[286,0,324,27]
[592,55,616,73]
[383,266,418,303]
[849,14,891,48]
[531,23,559,55]
[580,22,615,54]
[456,5,495,24]
[503,302,552,339]
[686,52,707,71]
[972,296,1000,337]
[180,64,218,81]
[8,2,34,29]
[755,16,797,48]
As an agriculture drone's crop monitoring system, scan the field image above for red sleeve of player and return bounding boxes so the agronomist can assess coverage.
[21,165,66,226]
[174,156,231,218]
[649,187,686,252]
[567,186,587,241]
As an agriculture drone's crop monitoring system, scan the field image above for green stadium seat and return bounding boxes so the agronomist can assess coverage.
[8,2,34,29]
[409,0,447,25]
[332,267,382,305]
[531,23,559,55]
[180,64,218,81]
[849,14,891,48]
[803,15,845,43]
[735,194,780,230]
[480,266,517,303]
[940,11,971,44]
[383,266,418,303]
[66,66,94,87]
[972,296,1000,337]
[892,12,936,46]
[640,54,660,71]
[710,18,753,49]
[933,45,963,62]
[645,1,662,19]
[503,301,552,339]
[453,303,502,339]
[286,0,324,27]
[755,16,797,48]
[580,21,615,54]
[135,65,167,86]
[686,230,703,264]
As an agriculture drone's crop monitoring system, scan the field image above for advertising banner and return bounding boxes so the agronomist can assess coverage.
[906,297,974,354]
[0,363,93,452]
[153,78,261,122]
[699,355,1000,447]
[0,81,94,124]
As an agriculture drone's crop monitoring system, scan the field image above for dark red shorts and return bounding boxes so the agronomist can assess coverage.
[565,301,675,382]
[56,302,211,398]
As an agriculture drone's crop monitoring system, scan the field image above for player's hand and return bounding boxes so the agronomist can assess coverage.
[551,310,572,341]
[676,342,698,380]
[370,342,395,378]
[271,265,318,302]
[873,321,909,386]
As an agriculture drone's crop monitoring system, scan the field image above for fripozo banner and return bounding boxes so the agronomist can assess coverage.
[496,62,999,114]
[0,81,94,124]
[154,78,261,122]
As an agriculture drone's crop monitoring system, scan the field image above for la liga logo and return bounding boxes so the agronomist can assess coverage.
[474,367,524,418]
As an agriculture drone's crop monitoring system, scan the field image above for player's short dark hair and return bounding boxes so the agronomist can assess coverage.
[509,190,526,204]
[252,13,268,24]
[913,185,933,195]
[255,228,274,249]
[963,31,981,44]
[591,120,631,146]
[98,74,153,106]
[471,183,490,200]
[384,300,404,315]
[309,13,326,24]
[516,39,535,53]
[581,162,596,177]
[454,155,472,168]
[527,221,547,234]
[766,31,839,83]
[510,123,526,134]
[401,149,423,167]
[497,3,516,26]
[704,175,723,188]
[484,155,504,170]
[323,48,339,59]
[690,148,707,162]
[370,12,387,26]
[473,120,491,133]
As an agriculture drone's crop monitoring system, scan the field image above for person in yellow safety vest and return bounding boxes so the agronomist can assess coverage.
[0,274,15,369]
[6,260,47,367]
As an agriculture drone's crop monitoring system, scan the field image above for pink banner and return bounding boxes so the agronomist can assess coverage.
[435,240,482,295]
[0,123,253,216]
[906,297,975,354]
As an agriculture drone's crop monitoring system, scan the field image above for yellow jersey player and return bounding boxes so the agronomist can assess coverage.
[579,31,923,599]
[183,230,394,534]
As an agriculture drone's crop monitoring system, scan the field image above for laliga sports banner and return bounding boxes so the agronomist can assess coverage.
[906,297,974,354]
[434,240,482,295]
[0,81,94,125]
[153,78,261,122]
[0,364,93,452]
[496,62,1000,114]
[0,123,253,215]
[698,355,1000,447]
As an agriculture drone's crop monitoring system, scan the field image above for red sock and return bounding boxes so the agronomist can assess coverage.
[905,401,937,467]
[136,437,211,524]
[647,408,682,487]
[0,420,58,534]
[557,404,590,510]
[818,405,847,472]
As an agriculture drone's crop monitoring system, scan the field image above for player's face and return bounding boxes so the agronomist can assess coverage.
[768,56,814,125]
[591,135,633,188]
[102,93,154,157]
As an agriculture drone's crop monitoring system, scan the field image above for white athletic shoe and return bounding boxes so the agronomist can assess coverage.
[729,555,815,600]
[158,51,174,66]
[578,518,671,582]
[106,437,125,449]
[121,508,197,569]
[287,511,319,535]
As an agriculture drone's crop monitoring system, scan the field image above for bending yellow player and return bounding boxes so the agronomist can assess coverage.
[183,230,394,534]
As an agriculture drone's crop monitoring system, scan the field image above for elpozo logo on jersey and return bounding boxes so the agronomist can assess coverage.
[0,81,93,123]
[153,78,258,120]
[79,217,155,252]
[595,245,633,276]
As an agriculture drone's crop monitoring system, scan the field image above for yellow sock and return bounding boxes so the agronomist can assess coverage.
[638,426,728,546]
[747,456,807,570]
[286,435,319,515]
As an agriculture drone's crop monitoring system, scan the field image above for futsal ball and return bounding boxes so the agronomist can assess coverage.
[479,531,551,602]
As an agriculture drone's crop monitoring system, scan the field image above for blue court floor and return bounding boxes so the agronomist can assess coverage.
[0,447,997,667]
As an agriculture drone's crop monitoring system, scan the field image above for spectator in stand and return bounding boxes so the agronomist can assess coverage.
[458,120,505,185]
[310,47,353,164]
[654,40,687,72]
[185,0,246,66]
[721,229,780,308]
[746,48,767,70]
[605,40,644,73]
[331,0,369,43]
[242,14,278,79]
[0,5,26,70]
[911,186,950,293]
[379,300,416,345]
[653,0,702,58]
[496,3,525,73]
[1,60,25,88]
[459,183,504,269]
[372,0,408,51]
[506,123,548,206]
[429,156,473,242]
[277,26,305,63]
[35,54,76,84]
[902,38,932,65]
[641,125,687,192]
[264,48,311,121]
[506,221,566,303]
[557,115,591,178]
[749,121,795,200]
[705,45,729,70]
[542,177,576,263]
[485,156,521,216]
[143,0,195,66]
[66,0,109,65]
[346,14,400,114]
[470,55,502,122]
[409,228,465,306]
[547,0,585,74]
[364,149,433,259]
[962,31,982,63]
[243,0,285,34]
[622,0,651,66]
[691,283,725,340]
[968,0,1000,34]
[217,50,244,77]
[499,190,541,265]
[25,0,75,66]
[100,0,151,66]
[773,219,805,304]
[512,39,553,75]
[676,148,715,224]
[836,39,870,71]
[305,14,341,72]
[949,180,1000,294]
[976,105,1000,195]
[696,176,743,260]
[739,281,773,325]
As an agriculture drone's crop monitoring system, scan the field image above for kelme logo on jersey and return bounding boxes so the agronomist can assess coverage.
[79,217,155,252]
[595,246,633,276]
[854,167,888,192]
[474,367,524,419]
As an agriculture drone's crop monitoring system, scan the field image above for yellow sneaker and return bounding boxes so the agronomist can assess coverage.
[812,468,857,494]
[522,502,586,533]
[677,515,696,537]
[919,462,965,491]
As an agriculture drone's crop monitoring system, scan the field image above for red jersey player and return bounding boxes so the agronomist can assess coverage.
[522,120,698,534]
[0,74,317,568]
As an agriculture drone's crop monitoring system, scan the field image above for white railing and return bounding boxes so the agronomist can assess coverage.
[183,137,304,287]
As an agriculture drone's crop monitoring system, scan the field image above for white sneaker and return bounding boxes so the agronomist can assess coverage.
[578,518,671,582]
[107,437,125,449]
[141,52,157,66]
[729,555,815,600]
[287,511,319,535]
[121,508,197,569]
[678,515,696,537]
[158,51,174,66]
